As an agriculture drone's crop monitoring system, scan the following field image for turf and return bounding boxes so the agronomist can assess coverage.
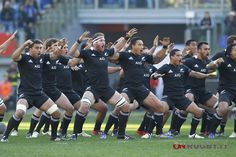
[0,111,235,157]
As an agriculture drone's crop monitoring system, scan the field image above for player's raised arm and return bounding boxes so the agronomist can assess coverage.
[12,40,33,62]
[0,31,17,54]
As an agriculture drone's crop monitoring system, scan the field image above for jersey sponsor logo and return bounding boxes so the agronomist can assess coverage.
[28,59,33,63]
[51,66,56,69]
[144,73,150,77]
[34,64,40,68]
[200,69,207,72]
[194,64,199,68]
[63,65,69,69]
[174,73,181,77]
[46,61,51,65]
[168,70,173,73]
[227,64,232,67]
[234,69,236,72]
[99,57,105,60]
[91,53,96,56]
[135,61,142,65]
[128,56,134,60]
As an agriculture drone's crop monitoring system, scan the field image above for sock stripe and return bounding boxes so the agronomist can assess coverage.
[193,116,201,121]
[13,115,21,121]
[178,114,187,120]
[110,113,118,119]
[51,117,59,122]
[42,112,50,118]
[76,111,86,117]
[32,114,40,121]
[64,115,72,120]
[154,112,164,116]
[214,113,222,120]
[120,111,129,116]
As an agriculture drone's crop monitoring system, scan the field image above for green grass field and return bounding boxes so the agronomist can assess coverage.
[0,111,235,157]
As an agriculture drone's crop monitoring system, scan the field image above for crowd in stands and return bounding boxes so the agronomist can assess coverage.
[0,0,56,42]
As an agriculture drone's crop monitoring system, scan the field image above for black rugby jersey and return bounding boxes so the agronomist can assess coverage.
[143,64,157,90]
[183,57,210,91]
[218,56,236,93]
[118,52,153,87]
[42,58,57,90]
[211,51,225,61]
[56,60,73,92]
[17,54,49,95]
[78,48,114,88]
[71,63,89,93]
[157,64,191,97]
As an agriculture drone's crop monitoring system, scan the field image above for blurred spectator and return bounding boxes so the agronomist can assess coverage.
[4,62,19,110]
[0,0,15,33]
[0,75,11,102]
[25,21,35,39]
[200,11,214,29]
[24,0,39,24]
[224,11,236,36]
[231,0,236,12]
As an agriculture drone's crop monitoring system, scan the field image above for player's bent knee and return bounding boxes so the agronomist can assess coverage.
[16,104,27,114]
[115,97,127,108]
[46,104,59,115]
[81,97,92,107]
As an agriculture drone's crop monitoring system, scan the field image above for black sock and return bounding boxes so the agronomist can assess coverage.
[0,114,4,122]
[209,113,222,134]
[190,117,201,135]
[60,114,72,135]
[28,114,40,134]
[94,120,102,131]
[144,113,152,132]
[146,117,155,134]
[138,112,151,131]
[220,121,226,132]
[169,110,178,132]
[205,112,213,133]
[50,117,60,139]
[43,119,50,133]
[117,111,129,137]
[3,115,21,138]
[35,112,50,133]
[104,113,118,134]
[14,118,22,131]
[234,119,236,133]
[200,111,207,133]
[73,111,86,135]
[175,113,187,133]
[154,112,164,135]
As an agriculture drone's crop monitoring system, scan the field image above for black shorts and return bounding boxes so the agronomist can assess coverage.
[43,88,61,102]
[122,85,150,104]
[85,86,115,103]
[219,89,236,105]
[162,95,192,111]
[18,92,49,109]
[62,90,81,105]
[74,90,84,98]
[186,88,213,105]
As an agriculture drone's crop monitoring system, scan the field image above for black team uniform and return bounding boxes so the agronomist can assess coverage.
[1,54,60,141]
[157,63,201,136]
[208,55,236,137]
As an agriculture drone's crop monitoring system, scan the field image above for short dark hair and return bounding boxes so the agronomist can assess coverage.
[130,37,142,46]
[169,49,180,58]
[226,43,236,56]
[28,39,43,49]
[45,38,58,49]
[197,42,208,49]
[227,35,236,46]
[185,39,197,46]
